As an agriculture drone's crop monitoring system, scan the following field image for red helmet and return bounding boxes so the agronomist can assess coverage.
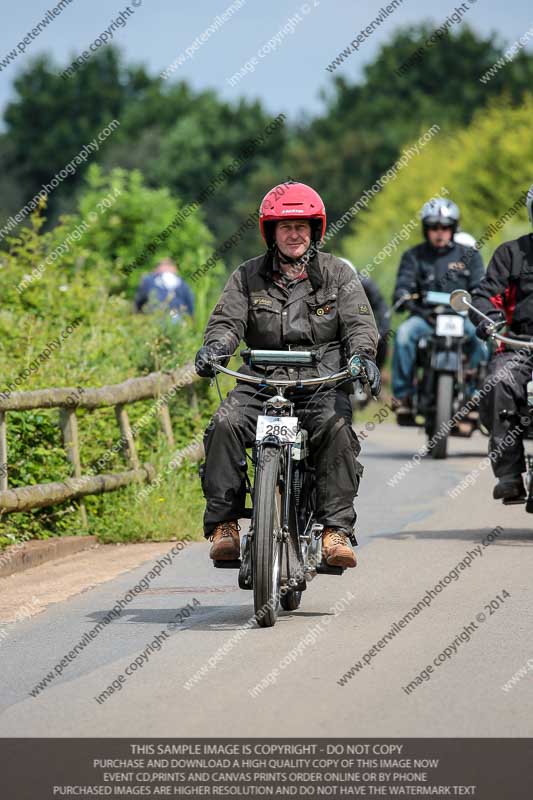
[259,181,326,247]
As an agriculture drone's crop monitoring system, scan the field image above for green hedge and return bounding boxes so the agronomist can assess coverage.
[0,167,226,547]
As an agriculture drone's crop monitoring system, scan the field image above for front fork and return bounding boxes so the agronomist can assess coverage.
[281,444,293,536]
[280,444,305,587]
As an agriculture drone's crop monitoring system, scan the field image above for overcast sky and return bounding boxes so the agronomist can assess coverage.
[1,0,532,121]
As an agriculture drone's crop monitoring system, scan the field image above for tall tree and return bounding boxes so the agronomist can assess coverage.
[284,24,533,237]
[100,85,288,261]
[2,49,287,261]
[3,49,156,221]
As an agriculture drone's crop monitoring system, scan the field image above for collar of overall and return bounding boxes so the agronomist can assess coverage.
[273,249,309,286]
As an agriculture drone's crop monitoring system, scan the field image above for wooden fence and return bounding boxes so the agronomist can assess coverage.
[0,365,203,525]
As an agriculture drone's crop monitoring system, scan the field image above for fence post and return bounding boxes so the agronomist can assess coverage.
[158,404,175,446]
[59,408,88,528]
[187,385,199,413]
[115,404,140,471]
[0,411,7,491]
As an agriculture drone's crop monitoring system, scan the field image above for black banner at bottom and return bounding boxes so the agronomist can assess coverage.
[2,739,532,799]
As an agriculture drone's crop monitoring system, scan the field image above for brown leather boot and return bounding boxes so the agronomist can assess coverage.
[322,528,357,568]
[209,520,241,560]
[394,396,416,426]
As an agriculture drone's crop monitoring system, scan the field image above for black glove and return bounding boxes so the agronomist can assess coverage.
[475,312,506,341]
[361,355,382,397]
[194,342,230,378]
[395,296,413,313]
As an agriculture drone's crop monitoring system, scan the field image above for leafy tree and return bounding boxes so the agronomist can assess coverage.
[2,49,287,263]
[2,49,157,221]
[3,26,533,267]
[76,165,217,306]
[341,96,533,300]
[0,134,28,223]
[2,165,216,375]
[100,83,287,262]
[284,24,533,240]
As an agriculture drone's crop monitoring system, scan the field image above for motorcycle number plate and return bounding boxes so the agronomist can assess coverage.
[255,415,298,443]
[436,314,465,337]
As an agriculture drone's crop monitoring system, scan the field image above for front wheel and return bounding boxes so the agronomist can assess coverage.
[431,373,454,459]
[252,444,283,628]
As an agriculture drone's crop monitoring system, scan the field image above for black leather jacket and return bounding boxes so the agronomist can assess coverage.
[470,234,533,337]
[393,240,485,316]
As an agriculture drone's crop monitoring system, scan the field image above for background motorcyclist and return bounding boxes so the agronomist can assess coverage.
[339,258,390,369]
[194,181,379,569]
[391,197,485,420]
[469,184,533,503]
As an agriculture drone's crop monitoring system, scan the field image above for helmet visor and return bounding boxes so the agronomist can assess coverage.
[425,221,454,230]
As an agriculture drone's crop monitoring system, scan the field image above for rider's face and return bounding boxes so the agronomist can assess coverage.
[275,220,312,259]
[427,224,453,248]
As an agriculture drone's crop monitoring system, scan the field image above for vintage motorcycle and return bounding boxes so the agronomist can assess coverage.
[451,289,533,513]
[207,349,365,628]
[395,291,486,459]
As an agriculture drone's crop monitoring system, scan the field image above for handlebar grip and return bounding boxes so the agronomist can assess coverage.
[348,354,364,379]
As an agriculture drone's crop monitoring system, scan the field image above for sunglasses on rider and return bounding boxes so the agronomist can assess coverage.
[426,223,453,231]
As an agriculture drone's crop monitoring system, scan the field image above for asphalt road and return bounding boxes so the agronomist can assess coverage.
[1,423,532,736]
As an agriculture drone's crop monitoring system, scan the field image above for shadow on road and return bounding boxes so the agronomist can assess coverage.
[378,527,533,546]
[84,604,333,631]
[362,450,489,461]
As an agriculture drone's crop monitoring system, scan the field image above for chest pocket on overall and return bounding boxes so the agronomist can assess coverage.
[306,295,338,343]
[248,294,282,347]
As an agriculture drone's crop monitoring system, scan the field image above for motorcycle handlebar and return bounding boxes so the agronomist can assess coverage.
[450,290,533,351]
[483,329,533,350]
[386,292,420,317]
[209,353,364,388]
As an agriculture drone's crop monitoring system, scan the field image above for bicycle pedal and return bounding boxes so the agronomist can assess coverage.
[238,549,253,589]
[213,559,242,569]
[316,563,344,576]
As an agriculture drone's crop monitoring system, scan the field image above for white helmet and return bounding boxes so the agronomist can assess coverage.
[420,197,460,230]
[454,231,477,249]
[527,184,533,226]
[338,256,356,272]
